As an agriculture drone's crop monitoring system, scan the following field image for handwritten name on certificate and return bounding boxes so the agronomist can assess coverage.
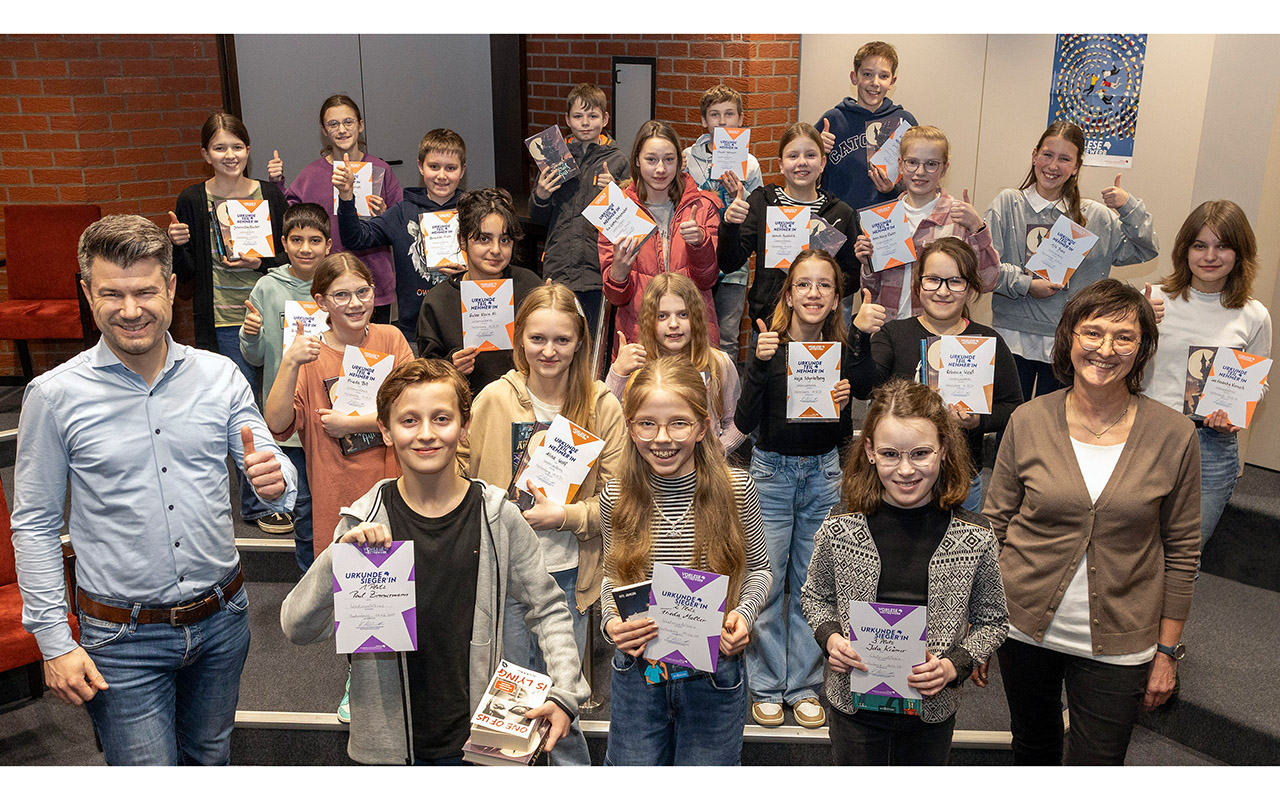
[648,563,728,674]
[333,161,385,216]
[461,278,514,352]
[867,118,912,185]
[925,335,996,414]
[518,414,606,505]
[1186,346,1272,428]
[787,341,842,421]
[419,210,465,271]
[222,199,276,258]
[581,181,657,246]
[332,345,395,416]
[282,300,328,348]
[764,206,810,269]
[1024,214,1098,286]
[847,600,927,707]
[332,541,417,654]
[859,200,916,272]
[711,126,751,179]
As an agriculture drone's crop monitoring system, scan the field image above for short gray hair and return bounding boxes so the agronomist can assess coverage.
[78,214,173,286]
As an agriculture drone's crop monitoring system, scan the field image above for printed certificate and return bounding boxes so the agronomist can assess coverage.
[924,335,996,414]
[222,199,276,258]
[859,200,916,272]
[461,278,515,352]
[282,300,328,348]
[764,206,810,269]
[581,181,657,246]
[517,414,606,505]
[847,600,927,712]
[647,563,729,674]
[1185,346,1272,428]
[333,160,386,217]
[332,541,417,654]
[711,126,751,180]
[787,341,842,421]
[331,345,395,416]
[418,210,465,271]
[1023,214,1098,285]
[867,118,912,185]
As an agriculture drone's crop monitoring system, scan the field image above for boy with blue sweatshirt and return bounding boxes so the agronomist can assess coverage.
[337,129,467,342]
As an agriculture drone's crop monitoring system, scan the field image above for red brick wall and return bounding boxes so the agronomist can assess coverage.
[526,34,801,179]
[0,34,220,376]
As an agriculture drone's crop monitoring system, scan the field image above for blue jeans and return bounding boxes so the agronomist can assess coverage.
[501,566,589,766]
[1198,427,1239,547]
[605,650,748,765]
[215,325,271,522]
[713,280,747,363]
[747,446,841,705]
[282,446,314,572]
[962,471,984,514]
[78,576,251,765]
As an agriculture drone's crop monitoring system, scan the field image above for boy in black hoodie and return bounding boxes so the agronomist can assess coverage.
[338,129,467,342]
[528,84,630,333]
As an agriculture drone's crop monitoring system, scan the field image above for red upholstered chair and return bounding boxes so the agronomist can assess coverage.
[1,488,79,701]
[0,204,102,382]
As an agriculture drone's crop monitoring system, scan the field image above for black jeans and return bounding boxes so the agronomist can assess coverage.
[997,638,1148,765]
[828,704,957,765]
[1013,354,1065,401]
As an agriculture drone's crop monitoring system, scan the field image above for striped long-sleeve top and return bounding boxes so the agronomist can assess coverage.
[599,467,771,635]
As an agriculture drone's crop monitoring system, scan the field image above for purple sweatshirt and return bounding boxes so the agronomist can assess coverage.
[277,154,404,306]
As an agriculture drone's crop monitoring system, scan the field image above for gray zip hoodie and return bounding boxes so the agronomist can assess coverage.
[280,477,589,764]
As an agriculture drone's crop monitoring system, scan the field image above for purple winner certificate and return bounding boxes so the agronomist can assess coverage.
[646,563,728,674]
[332,541,417,654]
[847,600,927,705]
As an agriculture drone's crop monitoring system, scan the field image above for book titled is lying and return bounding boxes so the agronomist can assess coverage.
[461,717,551,766]
[469,660,552,751]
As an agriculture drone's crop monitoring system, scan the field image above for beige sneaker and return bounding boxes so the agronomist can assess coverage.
[751,701,784,727]
[793,698,826,728]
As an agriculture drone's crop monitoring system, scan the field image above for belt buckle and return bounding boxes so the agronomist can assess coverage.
[168,598,205,626]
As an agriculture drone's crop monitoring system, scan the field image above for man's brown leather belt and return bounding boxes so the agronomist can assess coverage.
[75,567,244,627]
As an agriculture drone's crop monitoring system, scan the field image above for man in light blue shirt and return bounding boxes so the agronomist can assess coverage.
[11,214,297,765]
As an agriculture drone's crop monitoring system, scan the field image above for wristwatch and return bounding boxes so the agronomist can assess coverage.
[1156,642,1186,660]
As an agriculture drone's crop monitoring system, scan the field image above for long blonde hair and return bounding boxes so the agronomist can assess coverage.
[606,357,746,605]
[512,284,596,427]
[636,273,725,422]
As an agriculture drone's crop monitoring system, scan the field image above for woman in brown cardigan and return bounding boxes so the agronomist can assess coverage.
[983,279,1200,765]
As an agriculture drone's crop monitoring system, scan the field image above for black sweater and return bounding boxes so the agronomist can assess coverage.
[716,184,859,325]
[173,180,287,351]
[848,317,1023,474]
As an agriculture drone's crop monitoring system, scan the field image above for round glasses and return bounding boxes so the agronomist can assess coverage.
[792,279,836,296]
[920,275,970,293]
[901,157,944,174]
[871,446,940,467]
[1072,329,1138,356]
[325,286,373,306]
[324,118,359,131]
[630,419,698,441]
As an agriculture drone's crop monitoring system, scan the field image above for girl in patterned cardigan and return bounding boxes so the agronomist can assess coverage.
[801,378,1008,765]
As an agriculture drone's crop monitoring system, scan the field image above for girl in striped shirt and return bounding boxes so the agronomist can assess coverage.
[600,356,770,765]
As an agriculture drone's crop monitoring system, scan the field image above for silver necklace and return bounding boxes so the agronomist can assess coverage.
[653,495,695,531]
[1069,393,1131,440]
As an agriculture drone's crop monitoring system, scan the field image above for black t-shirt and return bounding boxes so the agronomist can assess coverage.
[385,480,483,761]
[866,502,950,607]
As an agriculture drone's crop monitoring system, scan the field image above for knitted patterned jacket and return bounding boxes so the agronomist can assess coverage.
[800,506,1008,723]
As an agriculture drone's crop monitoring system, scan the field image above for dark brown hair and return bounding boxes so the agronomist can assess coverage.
[1019,121,1086,226]
[843,378,973,513]
[1051,278,1158,395]
[767,248,847,345]
[625,120,685,205]
[567,83,608,116]
[200,112,250,150]
[418,128,466,166]
[1162,199,1258,309]
[456,187,523,255]
[318,94,366,156]
[913,237,981,318]
[376,357,472,430]
[78,214,173,286]
[281,202,331,239]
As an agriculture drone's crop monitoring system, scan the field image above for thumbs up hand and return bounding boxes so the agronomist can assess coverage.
[820,118,835,155]
[241,424,286,501]
[613,330,647,378]
[166,210,190,246]
[284,319,322,367]
[597,161,615,187]
[947,188,982,230]
[853,288,887,335]
[267,149,284,182]
[1101,173,1129,210]
[242,299,263,337]
[754,318,780,362]
[1144,282,1164,324]
[679,215,705,246]
[521,479,567,530]
[332,152,355,200]
[722,171,750,225]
